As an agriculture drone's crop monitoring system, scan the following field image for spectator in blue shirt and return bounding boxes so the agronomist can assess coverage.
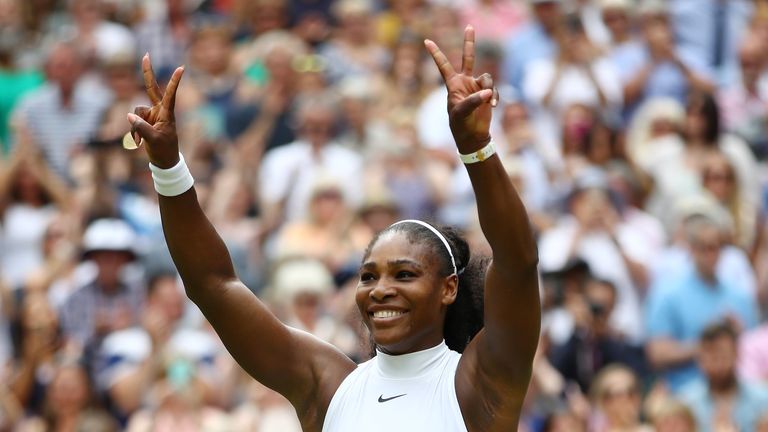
[667,0,753,86]
[645,215,759,392]
[679,321,768,432]
[502,0,563,93]
[610,1,714,123]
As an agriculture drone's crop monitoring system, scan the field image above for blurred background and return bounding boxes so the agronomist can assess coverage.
[0,0,767,430]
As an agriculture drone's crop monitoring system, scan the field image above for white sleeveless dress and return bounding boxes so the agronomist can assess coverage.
[322,341,468,432]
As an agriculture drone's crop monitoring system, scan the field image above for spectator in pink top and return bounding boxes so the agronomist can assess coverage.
[459,0,529,43]
[740,324,768,382]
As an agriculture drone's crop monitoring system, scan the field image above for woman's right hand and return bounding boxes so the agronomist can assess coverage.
[127,54,185,169]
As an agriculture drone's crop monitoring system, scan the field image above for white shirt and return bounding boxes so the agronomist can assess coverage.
[323,341,467,432]
[539,217,651,342]
[523,58,622,163]
[0,204,56,288]
[258,140,363,222]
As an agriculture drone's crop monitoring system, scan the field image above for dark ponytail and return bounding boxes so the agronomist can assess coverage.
[368,222,489,353]
[437,226,488,353]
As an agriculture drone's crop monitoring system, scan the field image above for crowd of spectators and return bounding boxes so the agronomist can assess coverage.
[1,0,768,430]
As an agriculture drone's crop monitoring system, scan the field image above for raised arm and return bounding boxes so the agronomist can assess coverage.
[425,27,540,428]
[126,55,354,426]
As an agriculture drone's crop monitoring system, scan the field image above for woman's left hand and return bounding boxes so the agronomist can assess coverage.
[425,26,498,150]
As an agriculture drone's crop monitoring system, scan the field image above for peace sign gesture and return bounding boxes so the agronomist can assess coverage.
[425,26,498,151]
[126,54,185,169]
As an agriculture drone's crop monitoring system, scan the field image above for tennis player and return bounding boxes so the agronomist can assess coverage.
[127,26,540,432]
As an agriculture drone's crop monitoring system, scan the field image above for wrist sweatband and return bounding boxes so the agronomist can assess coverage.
[458,139,496,164]
[149,153,194,197]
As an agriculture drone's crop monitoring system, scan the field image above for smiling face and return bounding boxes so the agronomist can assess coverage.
[356,230,457,355]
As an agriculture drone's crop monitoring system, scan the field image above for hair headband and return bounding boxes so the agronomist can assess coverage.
[389,219,458,276]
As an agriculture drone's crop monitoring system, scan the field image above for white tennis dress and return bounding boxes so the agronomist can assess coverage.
[322,341,468,431]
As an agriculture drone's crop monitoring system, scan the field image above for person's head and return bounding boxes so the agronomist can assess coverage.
[271,258,334,329]
[568,168,620,230]
[642,18,673,59]
[146,273,185,325]
[591,364,643,428]
[650,399,697,432]
[474,40,503,78]
[701,151,738,204]
[45,363,94,419]
[585,278,617,335]
[9,159,50,206]
[501,97,530,132]
[600,0,633,43]
[359,188,400,234]
[259,31,307,87]
[541,258,590,309]
[685,215,723,281]
[166,0,187,18]
[738,33,766,86]
[293,54,329,94]
[245,0,287,36]
[685,92,721,145]
[307,177,346,225]
[585,115,622,166]
[338,76,373,133]
[189,23,233,76]
[357,221,486,354]
[333,0,375,45]
[529,0,564,33]
[294,96,338,147]
[637,0,669,28]
[44,41,84,95]
[561,104,596,155]
[542,407,587,432]
[698,321,739,390]
[389,35,424,89]
[557,14,592,63]
[82,218,137,290]
[68,0,105,28]
[101,55,139,100]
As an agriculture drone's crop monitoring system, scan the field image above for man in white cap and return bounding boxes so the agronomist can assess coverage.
[58,218,144,351]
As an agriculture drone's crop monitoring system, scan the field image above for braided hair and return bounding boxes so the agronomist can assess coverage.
[362,221,489,353]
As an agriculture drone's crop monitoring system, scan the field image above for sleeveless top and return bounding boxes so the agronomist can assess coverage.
[322,341,468,432]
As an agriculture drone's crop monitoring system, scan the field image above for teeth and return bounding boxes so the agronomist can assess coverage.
[373,310,404,319]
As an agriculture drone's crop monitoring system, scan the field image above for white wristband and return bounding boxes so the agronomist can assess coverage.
[458,139,496,164]
[149,153,194,197]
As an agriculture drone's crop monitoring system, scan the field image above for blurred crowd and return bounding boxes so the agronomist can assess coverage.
[1,0,768,430]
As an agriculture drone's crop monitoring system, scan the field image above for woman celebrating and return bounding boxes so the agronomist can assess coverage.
[126,26,540,431]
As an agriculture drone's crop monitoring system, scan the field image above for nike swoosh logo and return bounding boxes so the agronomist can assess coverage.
[378,393,407,403]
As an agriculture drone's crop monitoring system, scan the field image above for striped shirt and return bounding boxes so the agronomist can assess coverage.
[14,81,110,177]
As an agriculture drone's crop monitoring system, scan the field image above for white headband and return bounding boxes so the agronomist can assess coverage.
[389,219,458,275]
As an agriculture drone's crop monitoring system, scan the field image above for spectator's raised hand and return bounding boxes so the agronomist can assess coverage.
[126,54,185,169]
[425,26,498,149]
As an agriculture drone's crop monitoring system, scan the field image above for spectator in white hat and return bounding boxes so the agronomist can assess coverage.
[57,218,144,351]
[268,258,358,358]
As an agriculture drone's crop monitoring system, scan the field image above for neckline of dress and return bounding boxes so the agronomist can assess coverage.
[375,340,449,379]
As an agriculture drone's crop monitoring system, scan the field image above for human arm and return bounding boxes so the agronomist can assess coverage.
[126,55,355,424]
[540,60,565,109]
[425,27,540,430]
[646,338,698,369]
[622,63,654,105]
[644,287,696,369]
